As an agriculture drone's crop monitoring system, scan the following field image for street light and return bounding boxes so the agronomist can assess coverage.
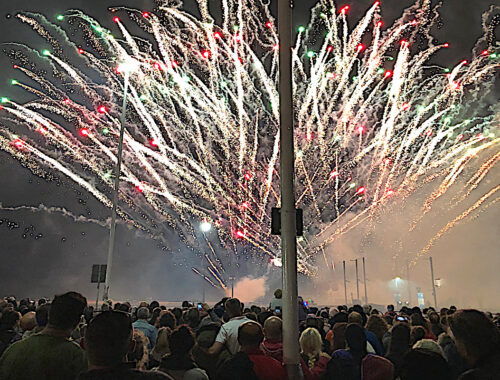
[103,59,139,301]
[200,221,212,233]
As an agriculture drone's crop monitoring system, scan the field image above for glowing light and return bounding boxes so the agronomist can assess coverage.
[481,50,489,56]
[377,68,385,74]
[150,139,158,147]
[80,128,89,136]
[153,62,161,70]
[244,172,252,181]
[63,98,71,104]
[202,50,211,59]
[462,60,467,65]
[356,186,366,194]
[213,32,221,39]
[136,184,144,192]
[306,132,313,140]
[171,60,178,68]
[235,229,245,238]
[56,15,64,21]
[402,103,410,111]
[426,129,433,137]
[13,65,18,69]
[357,44,365,52]
[234,34,242,42]
[327,46,333,52]
[443,43,449,48]
[78,48,84,54]
[357,125,365,134]
[273,44,279,51]
[10,80,18,85]
[411,19,418,25]
[377,21,383,27]
[1,97,10,103]
[142,11,150,18]
[42,50,50,56]
[386,189,394,196]
[241,201,250,209]
[102,128,109,135]
[307,51,315,58]
[296,151,303,158]
[490,53,498,59]
[265,21,272,28]
[384,158,391,165]
[340,5,350,14]
[98,106,107,113]
[297,26,305,33]
[330,170,339,178]
[327,72,336,79]
[139,94,147,101]
[271,258,282,267]
[400,40,408,47]
[384,70,392,78]
[14,139,25,149]
[443,68,450,73]
[113,17,120,23]
[200,221,212,232]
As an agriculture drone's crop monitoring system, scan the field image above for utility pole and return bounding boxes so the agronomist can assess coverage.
[343,260,348,305]
[278,0,301,378]
[407,261,412,306]
[354,259,360,302]
[430,257,438,309]
[362,257,368,305]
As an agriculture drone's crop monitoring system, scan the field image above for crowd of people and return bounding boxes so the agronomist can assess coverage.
[1,290,500,379]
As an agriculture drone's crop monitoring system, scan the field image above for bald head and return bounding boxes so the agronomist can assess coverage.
[264,316,282,341]
[238,321,264,349]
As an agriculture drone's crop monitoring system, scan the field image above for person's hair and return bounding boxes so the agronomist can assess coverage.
[0,310,20,330]
[238,321,264,348]
[127,329,148,369]
[85,310,132,366]
[136,307,149,320]
[152,327,171,357]
[245,312,258,321]
[184,307,200,328]
[387,323,411,356]
[347,311,363,326]
[257,310,274,325]
[150,301,160,310]
[410,313,427,329]
[428,312,440,324]
[410,326,426,346]
[48,292,86,330]
[159,311,177,329]
[263,316,282,341]
[35,303,50,327]
[299,327,322,358]
[413,339,444,356]
[448,309,500,364]
[366,314,389,342]
[20,311,37,331]
[400,348,452,380]
[332,322,347,351]
[345,323,367,368]
[171,308,183,323]
[169,325,195,356]
[225,298,242,318]
[274,289,282,299]
[118,303,130,313]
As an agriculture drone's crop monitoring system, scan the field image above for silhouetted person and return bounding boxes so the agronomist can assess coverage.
[78,310,171,379]
[399,348,452,380]
[0,292,87,379]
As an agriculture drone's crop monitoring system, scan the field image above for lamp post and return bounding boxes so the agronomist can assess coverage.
[103,62,136,301]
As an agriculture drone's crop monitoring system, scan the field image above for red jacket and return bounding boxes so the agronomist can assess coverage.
[260,339,284,363]
[244,348,287,380]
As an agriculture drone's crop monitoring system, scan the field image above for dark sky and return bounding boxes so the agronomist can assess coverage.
[0,0,498,304]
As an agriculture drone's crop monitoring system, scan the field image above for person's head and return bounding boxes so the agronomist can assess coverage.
[20,311,37,331]
[274,289,282,299]
[345,323,367,355]
[238,321,264,350]
[184,307,200,328]
[136,307,149,320]
[263,316,282,341]
[399,349,452,380]
[299,327,322,358]
[388,323,411,355]
[348,311,363,326]
[448,309,500,366]
[85,310,133,367]
[0,310,20,330]
[366,314,389,341]
[159,311,177,329]
[257,310,274,325]
[48,292,86,331]
[332,322,348,350]
[171,308,183,323]
[428,312,440,325]
[225,298,242,318]
[150,301,160,310]
[118,303,130,313]
[413,339,444,357]
[153,327,172,357]
[410,313,427,329]
[35,303,50,328]
[169,325,195,356]
[410,326,426,346]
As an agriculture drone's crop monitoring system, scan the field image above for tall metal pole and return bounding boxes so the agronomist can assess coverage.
[362,257,368,305]
[407,261,412,306]
[355,259,360,302]
[343,260,348,305]
[103,71,130,301]
[278,0,300,378]
[429,257,438,309]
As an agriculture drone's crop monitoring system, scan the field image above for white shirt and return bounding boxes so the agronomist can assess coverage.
[215,316,250,355]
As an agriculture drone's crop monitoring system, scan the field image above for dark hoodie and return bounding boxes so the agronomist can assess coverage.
[438,333,469,379]
[216,352,260,380]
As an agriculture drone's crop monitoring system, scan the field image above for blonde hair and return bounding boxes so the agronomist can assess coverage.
[300,327,322,358]
[152,327,171,359]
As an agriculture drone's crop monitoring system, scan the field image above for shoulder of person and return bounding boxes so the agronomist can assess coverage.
[184,367,209,380]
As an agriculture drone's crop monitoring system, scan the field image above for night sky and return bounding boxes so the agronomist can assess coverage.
[0,0,498,305]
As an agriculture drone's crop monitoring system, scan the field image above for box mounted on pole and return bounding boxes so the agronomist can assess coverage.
[271,207,303,236]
